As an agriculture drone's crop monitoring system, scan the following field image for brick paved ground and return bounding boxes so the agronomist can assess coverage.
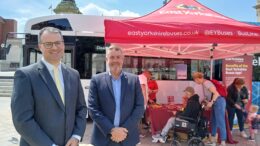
[1,97,259,146]
[81,121,260,146]
[0,98,20,146]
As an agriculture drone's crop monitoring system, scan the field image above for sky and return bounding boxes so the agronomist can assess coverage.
[0,0,258,33]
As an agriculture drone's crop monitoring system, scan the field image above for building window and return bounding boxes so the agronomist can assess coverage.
[31,18,72,31]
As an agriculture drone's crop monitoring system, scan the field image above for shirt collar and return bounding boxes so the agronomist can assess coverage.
[41,57,62,72]
[108,71,123,80]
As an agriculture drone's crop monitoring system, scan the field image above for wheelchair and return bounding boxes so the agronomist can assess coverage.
[170,109,208,146]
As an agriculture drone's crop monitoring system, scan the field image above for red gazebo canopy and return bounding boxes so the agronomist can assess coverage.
[104,0,260,60]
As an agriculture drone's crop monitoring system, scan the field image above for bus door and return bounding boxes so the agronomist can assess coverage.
[79,52,106,107]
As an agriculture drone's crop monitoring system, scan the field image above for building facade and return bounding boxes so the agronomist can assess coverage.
[0,17,18,71]
[0,17,17,45]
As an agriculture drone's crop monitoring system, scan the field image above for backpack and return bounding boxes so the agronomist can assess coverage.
[210,79,227,97]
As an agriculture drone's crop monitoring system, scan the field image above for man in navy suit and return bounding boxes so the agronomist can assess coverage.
[11,27,87,146]
[88,45,145,146]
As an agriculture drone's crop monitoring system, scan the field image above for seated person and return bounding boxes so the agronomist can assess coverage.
[182,95,189,109]
[152,86,201,143]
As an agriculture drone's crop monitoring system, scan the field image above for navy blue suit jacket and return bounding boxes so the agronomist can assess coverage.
[88,72,144,146]
[11,61,87,146]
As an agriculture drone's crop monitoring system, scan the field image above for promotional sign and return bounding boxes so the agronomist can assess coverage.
[176,64,187,79]
[222,55,253,109]
[167,96,175,105]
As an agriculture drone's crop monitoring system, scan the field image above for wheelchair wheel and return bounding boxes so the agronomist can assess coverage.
[187,137,204,146]
[171,139,181,146]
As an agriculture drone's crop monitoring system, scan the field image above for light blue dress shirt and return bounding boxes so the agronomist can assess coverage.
[109,72,123,127]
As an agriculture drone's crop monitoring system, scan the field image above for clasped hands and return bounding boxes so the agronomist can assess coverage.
[65,137,79,146]
[110,127,128,143]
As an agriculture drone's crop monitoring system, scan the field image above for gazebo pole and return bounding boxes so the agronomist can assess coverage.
[210,43,217,80]
[210,60,213,80]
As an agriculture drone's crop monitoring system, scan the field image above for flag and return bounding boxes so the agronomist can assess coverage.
[48,5,52,10]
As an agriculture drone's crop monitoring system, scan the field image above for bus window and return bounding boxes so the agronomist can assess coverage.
[80,53,91,79]
[29,49,42,64]
[31,18,72,31]
[78,53,106,79]
[27,47,73,67]
[62,52,72,67]
[123,57,139,74]
[92,53,105,75]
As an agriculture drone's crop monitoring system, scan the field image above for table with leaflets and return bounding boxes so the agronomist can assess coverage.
[147,103,183,135]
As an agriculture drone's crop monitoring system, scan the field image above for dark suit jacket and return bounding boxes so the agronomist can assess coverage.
[11,60,87,146]
[88,72,144,146]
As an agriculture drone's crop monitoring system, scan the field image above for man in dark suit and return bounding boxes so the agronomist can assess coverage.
[88,45,145,146]
[11,27,87,146]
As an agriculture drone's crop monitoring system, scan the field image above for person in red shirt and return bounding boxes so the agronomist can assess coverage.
[147,72,158,104]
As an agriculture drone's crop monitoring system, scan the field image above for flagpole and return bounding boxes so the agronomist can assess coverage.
[49,0,53,15]
[51,0,53,15]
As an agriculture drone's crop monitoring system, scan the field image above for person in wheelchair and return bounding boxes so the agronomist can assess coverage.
[152,86,201,143]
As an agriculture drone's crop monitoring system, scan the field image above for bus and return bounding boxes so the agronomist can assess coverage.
[15,14,223,103]
[2,14,260,113]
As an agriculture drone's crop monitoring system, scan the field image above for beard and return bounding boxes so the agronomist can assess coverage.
[109,63,122,74]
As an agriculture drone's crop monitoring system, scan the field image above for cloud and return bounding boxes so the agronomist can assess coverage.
[14,17,30,33]
[12,3,140,33]
[120,10,140,17]
[16,9,32,14]
[80,3,140,17]
[14,9,52,33]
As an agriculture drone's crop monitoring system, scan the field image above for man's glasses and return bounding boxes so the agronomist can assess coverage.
[40,41,64,49]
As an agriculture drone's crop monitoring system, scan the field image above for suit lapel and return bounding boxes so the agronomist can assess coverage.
[37,61,65,112]
[61,64,70,110]
[105,73,115,102]
[120,73,127,105]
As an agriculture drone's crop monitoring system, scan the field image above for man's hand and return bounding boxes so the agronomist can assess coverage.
[65,137,79,146]
[110,127,128,143]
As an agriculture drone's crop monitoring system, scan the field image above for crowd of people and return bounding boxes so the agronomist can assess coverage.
[10,26,260,146]
[148,72,260,146]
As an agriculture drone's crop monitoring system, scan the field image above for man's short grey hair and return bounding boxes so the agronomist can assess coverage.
[38,27,63,43]
[106,45,124,57]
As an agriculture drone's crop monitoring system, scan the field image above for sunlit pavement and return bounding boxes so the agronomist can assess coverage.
[0,97,173,146]
[0,97,19,146]
[1,97,260,146]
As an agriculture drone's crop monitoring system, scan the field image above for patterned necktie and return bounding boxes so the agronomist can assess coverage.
[53,66,65,104]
